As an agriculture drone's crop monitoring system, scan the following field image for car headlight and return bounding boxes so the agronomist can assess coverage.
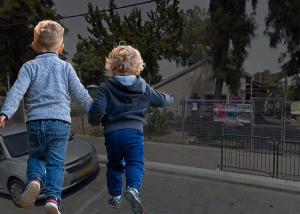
[91,144,96,154]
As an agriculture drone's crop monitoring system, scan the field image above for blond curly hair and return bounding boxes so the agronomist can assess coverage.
[34,20,64,52]
[105,45,145,76]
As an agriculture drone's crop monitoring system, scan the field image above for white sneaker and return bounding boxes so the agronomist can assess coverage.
[45,196,62,214]
[19,180,41,210]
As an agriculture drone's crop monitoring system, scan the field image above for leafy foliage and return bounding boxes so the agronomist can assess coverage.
[0,0,67,95]
[90,126,104,138]
[254,69,285,97]
[73,0,183,85]
[72,41,107,87]
[265,0,300,76]
[208,0,258,98]
[146,106,170,135]
[176,6,211,67]
[189,118,202,139]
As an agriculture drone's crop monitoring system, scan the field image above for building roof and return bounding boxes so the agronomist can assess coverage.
[155,57,253,89]
[251,80,279,89]
[155,57,214,89]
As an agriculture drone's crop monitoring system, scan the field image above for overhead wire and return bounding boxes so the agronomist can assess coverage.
[0,0,155,27]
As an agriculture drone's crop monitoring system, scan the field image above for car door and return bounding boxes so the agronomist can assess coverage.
[0,142,5,191]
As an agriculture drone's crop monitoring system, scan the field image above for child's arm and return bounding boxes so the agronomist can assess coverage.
[0,64,31,122]
[149,87,173,107]
[88,84,107,126]
[68,66,93,112]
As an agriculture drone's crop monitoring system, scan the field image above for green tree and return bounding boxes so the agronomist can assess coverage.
[0,0,67,95]
[72,41,107,87]
[73,0,183,86]
[265,0,300,77]
[254,69,285,97]
[287,74,300,101]
[208,0,258,99]
[176,6,211,67]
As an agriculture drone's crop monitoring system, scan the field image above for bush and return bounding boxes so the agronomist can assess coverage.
[189,118,202,139]
[146,106,170,135]
[166,111,174,120]
[90,127,104,137]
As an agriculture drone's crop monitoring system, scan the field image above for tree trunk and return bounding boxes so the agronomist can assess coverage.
[214,78,223,100]
[214,29,229,100]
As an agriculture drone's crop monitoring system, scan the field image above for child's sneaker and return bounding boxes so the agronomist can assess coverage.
[124,188,145,214]
[19,179,41,210]
[108,196,122,208]
[45,196,62,214]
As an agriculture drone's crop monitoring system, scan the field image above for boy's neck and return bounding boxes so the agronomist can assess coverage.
[37,52,57,55]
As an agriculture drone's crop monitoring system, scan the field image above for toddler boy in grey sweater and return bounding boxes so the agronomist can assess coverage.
[0,20,92,214]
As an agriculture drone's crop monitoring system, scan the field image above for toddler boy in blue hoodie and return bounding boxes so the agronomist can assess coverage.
[88,45,173,214]
[0,20,92,214]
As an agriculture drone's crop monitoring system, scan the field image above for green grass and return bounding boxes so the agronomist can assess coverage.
[262,115,281,125]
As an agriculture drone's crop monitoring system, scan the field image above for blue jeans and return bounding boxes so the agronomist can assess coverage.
[26,120,71,202]
[105,129,145,197]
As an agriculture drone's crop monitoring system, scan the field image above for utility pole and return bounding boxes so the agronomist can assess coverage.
[7,72,11,92]
[283,75,287,140]
[250,77,253,100]
[154,71,155,89]
[259,72,261,82]
[79,68,85,134]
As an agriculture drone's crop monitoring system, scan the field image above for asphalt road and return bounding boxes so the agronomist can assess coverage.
[1,163,300,214]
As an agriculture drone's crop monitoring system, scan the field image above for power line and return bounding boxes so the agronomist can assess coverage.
[0,0,155,27]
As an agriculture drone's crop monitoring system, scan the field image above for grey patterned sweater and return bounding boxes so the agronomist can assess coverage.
[0,53,92,123]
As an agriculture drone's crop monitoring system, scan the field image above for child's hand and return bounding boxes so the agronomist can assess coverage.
[0,115,7,128]
[99,121,103,127]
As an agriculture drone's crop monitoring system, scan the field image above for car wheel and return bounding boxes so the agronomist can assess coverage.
[9,179,26,207]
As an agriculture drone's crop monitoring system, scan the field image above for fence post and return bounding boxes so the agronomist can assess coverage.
[250,100,255,152]
[7,72,11,92]
[181,97,185,144]
[79,68,85,135]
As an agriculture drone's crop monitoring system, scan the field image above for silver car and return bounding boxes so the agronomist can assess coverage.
[0,124,99,207]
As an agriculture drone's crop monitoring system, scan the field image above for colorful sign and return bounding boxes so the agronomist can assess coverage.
[237,104,251,123]
[291,103,300,115]
[226,104,237,120]
[214,103,251,123]
[214,104,225,121]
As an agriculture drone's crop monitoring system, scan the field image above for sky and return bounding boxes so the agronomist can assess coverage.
[53,0,287,78]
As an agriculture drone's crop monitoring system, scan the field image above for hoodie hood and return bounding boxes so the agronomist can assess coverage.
[105,75,147,103]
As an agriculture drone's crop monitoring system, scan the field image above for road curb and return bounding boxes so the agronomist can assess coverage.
[98,154,300,193]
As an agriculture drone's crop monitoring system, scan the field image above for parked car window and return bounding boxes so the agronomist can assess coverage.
[4,132,28,157]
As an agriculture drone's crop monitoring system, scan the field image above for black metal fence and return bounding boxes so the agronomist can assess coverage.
[221,135,300,180]
[221,134,276,177]
[277,140,300,180]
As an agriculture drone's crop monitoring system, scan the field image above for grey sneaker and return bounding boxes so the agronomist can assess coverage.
[124,188,145,214]
[108,196,121,209]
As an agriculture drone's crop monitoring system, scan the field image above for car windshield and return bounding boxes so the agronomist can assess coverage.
[3,132,74,157]
[3,132,28,157]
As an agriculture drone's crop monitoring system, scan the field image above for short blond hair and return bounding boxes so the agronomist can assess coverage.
[105,45,145,76]
[34,20,64,52]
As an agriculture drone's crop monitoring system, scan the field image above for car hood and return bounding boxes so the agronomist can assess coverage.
[65,137,93,164]
[11,137,93,167]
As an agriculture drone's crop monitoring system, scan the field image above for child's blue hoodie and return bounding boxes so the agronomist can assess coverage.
[88,75,173,134]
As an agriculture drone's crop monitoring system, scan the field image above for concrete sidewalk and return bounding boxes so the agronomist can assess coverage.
[75,135,300,194]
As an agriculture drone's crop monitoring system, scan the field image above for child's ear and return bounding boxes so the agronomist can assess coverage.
[58,44,64,54]
[32,42,38,52]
